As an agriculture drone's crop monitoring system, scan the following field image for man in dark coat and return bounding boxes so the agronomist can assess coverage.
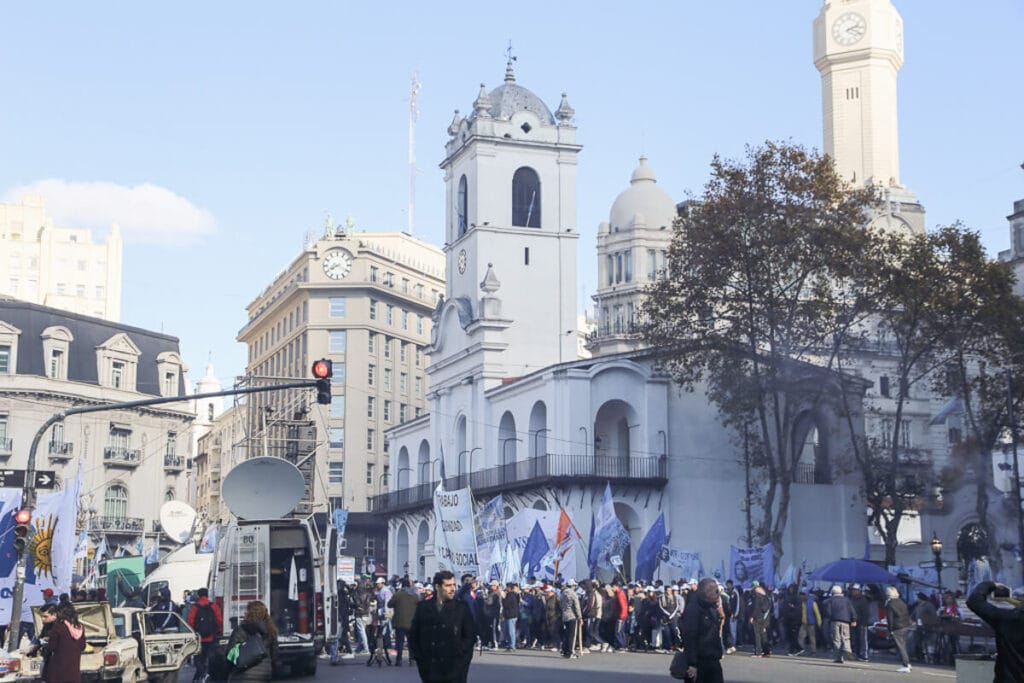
[680,578,725,683]
[966,581,1024,682]
[823,585,855,663]
[409,571,477,683]
[781,584,802,655]
[750,583,772,657]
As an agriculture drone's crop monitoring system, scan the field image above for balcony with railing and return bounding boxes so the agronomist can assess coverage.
[48,440,74,462]
[104,447,142,468]
[90,515,145,533]
[164,454,185,473]
[369,453,667,514]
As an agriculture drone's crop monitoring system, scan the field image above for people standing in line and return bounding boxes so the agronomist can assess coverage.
[481,580,502,650]
[560,579,582,658]
[225,600,278,683]
[849,584,872,661]
[544,586,561,651]
[720,581,737,654]
[824,585,855,664]
[40,604,86,683]
[796,589,821,655]
[613,581,629,650]
[966,580,1024,682]
[388,578,421,667]
[781,584,802,656]
[186,587,223,682]
[408,571,476,683]
[885,586,913,674]
[750,582,772,658]
[680,578,726,683]
[500,582,520,650]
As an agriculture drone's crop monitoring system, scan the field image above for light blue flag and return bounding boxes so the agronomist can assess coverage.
[145,543,161,565]
[332,508,349,538]
[590,483,630,573]
[634,512,666,582]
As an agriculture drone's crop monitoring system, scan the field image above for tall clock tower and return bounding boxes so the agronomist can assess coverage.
[429,62,581,392]
[814,0,924,235]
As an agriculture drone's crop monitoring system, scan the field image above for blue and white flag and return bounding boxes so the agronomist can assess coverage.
[92,537,108,571]
[332,508,349,539]
[659,547,703,580]
[145,543,161,565]
[73,528,88,561]
[729,544,774,588]
[475,495,507,581]
[135,539,145,555]
[588,483,630,574]
[198,524,218,554]
[500,542,522,585]
[520,521,550,578]
[635,512,666,582]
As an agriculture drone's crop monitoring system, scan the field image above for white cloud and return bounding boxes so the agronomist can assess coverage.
[2,179,217,245]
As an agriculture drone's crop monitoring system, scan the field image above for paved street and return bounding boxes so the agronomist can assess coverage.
[181,647,960,682]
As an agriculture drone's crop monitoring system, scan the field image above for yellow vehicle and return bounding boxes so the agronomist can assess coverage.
[16,602,198,683]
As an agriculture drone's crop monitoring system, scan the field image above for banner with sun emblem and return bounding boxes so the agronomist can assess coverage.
[0,468,81,623]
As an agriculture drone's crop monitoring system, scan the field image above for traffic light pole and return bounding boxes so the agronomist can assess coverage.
[6,379,318,651]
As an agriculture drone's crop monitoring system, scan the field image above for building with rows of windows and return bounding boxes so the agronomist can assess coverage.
[0,195,122,322]
[0,297,192,552]
[234,228,444,574]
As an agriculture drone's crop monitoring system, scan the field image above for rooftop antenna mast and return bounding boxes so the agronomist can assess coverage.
[408,73,421,236]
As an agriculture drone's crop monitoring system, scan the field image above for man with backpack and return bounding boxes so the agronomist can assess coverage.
[187,587,223,683]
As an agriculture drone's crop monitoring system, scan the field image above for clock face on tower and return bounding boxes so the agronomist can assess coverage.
[322,250,352,280]
[832,12,867,46]
[457,249,467,274]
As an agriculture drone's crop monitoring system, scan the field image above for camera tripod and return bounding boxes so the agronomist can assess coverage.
[366,625,392,667]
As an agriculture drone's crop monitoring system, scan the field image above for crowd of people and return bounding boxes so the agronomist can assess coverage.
[327,571,984,678]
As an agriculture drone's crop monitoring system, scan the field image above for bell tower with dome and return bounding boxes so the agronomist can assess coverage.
[813,0,925,235]
[430,61,581,393]
[589,156,676,356]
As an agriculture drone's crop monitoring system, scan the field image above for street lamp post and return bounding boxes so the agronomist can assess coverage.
[533,428,551,477]
[931,534,944,595]
[457,450,470,486]
[378,472,390,496]
[397,467,414,490]
[469,447,482,487]
[501,437,522,467]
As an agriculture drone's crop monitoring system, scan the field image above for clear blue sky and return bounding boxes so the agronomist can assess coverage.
[2,1,1021,387]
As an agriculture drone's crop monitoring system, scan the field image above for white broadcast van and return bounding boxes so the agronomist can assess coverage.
[208,457,338,678]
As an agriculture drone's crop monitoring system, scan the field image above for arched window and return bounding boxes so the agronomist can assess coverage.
[104,484,128,519]
[457,175,468,236]
[512,167,541,228]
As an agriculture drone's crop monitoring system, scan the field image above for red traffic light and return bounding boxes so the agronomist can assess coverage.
[311,359,333,379]
[14,509,30,525]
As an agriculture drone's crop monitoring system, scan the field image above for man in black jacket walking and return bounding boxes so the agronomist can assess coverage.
[681,578,725,683]
[824,585,856,663]
[409,571,477,683]
[966,581,1024,682]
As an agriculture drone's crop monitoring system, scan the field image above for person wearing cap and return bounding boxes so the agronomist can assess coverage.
[824,585,855,663]
[658,583,680,652]
[849,584,872,661]
[559,579,582,658]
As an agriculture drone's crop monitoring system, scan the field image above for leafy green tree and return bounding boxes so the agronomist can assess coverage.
[641,141,876,565]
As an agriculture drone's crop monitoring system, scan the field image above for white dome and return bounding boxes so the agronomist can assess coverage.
[608,156,676,232]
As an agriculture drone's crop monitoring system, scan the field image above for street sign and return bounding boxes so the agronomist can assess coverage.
[0,469,57,490]
[918,560,963,570]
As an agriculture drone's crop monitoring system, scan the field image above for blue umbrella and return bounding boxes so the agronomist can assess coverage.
[807,558,900,584]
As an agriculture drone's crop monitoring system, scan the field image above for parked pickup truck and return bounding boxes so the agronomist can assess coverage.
[16,602,198,683]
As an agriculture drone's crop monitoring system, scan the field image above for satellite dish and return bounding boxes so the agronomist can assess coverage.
[159,501,197,545]
[222,457,306,520]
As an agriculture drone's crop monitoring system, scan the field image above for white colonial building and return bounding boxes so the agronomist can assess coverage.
[378,59,870,582]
